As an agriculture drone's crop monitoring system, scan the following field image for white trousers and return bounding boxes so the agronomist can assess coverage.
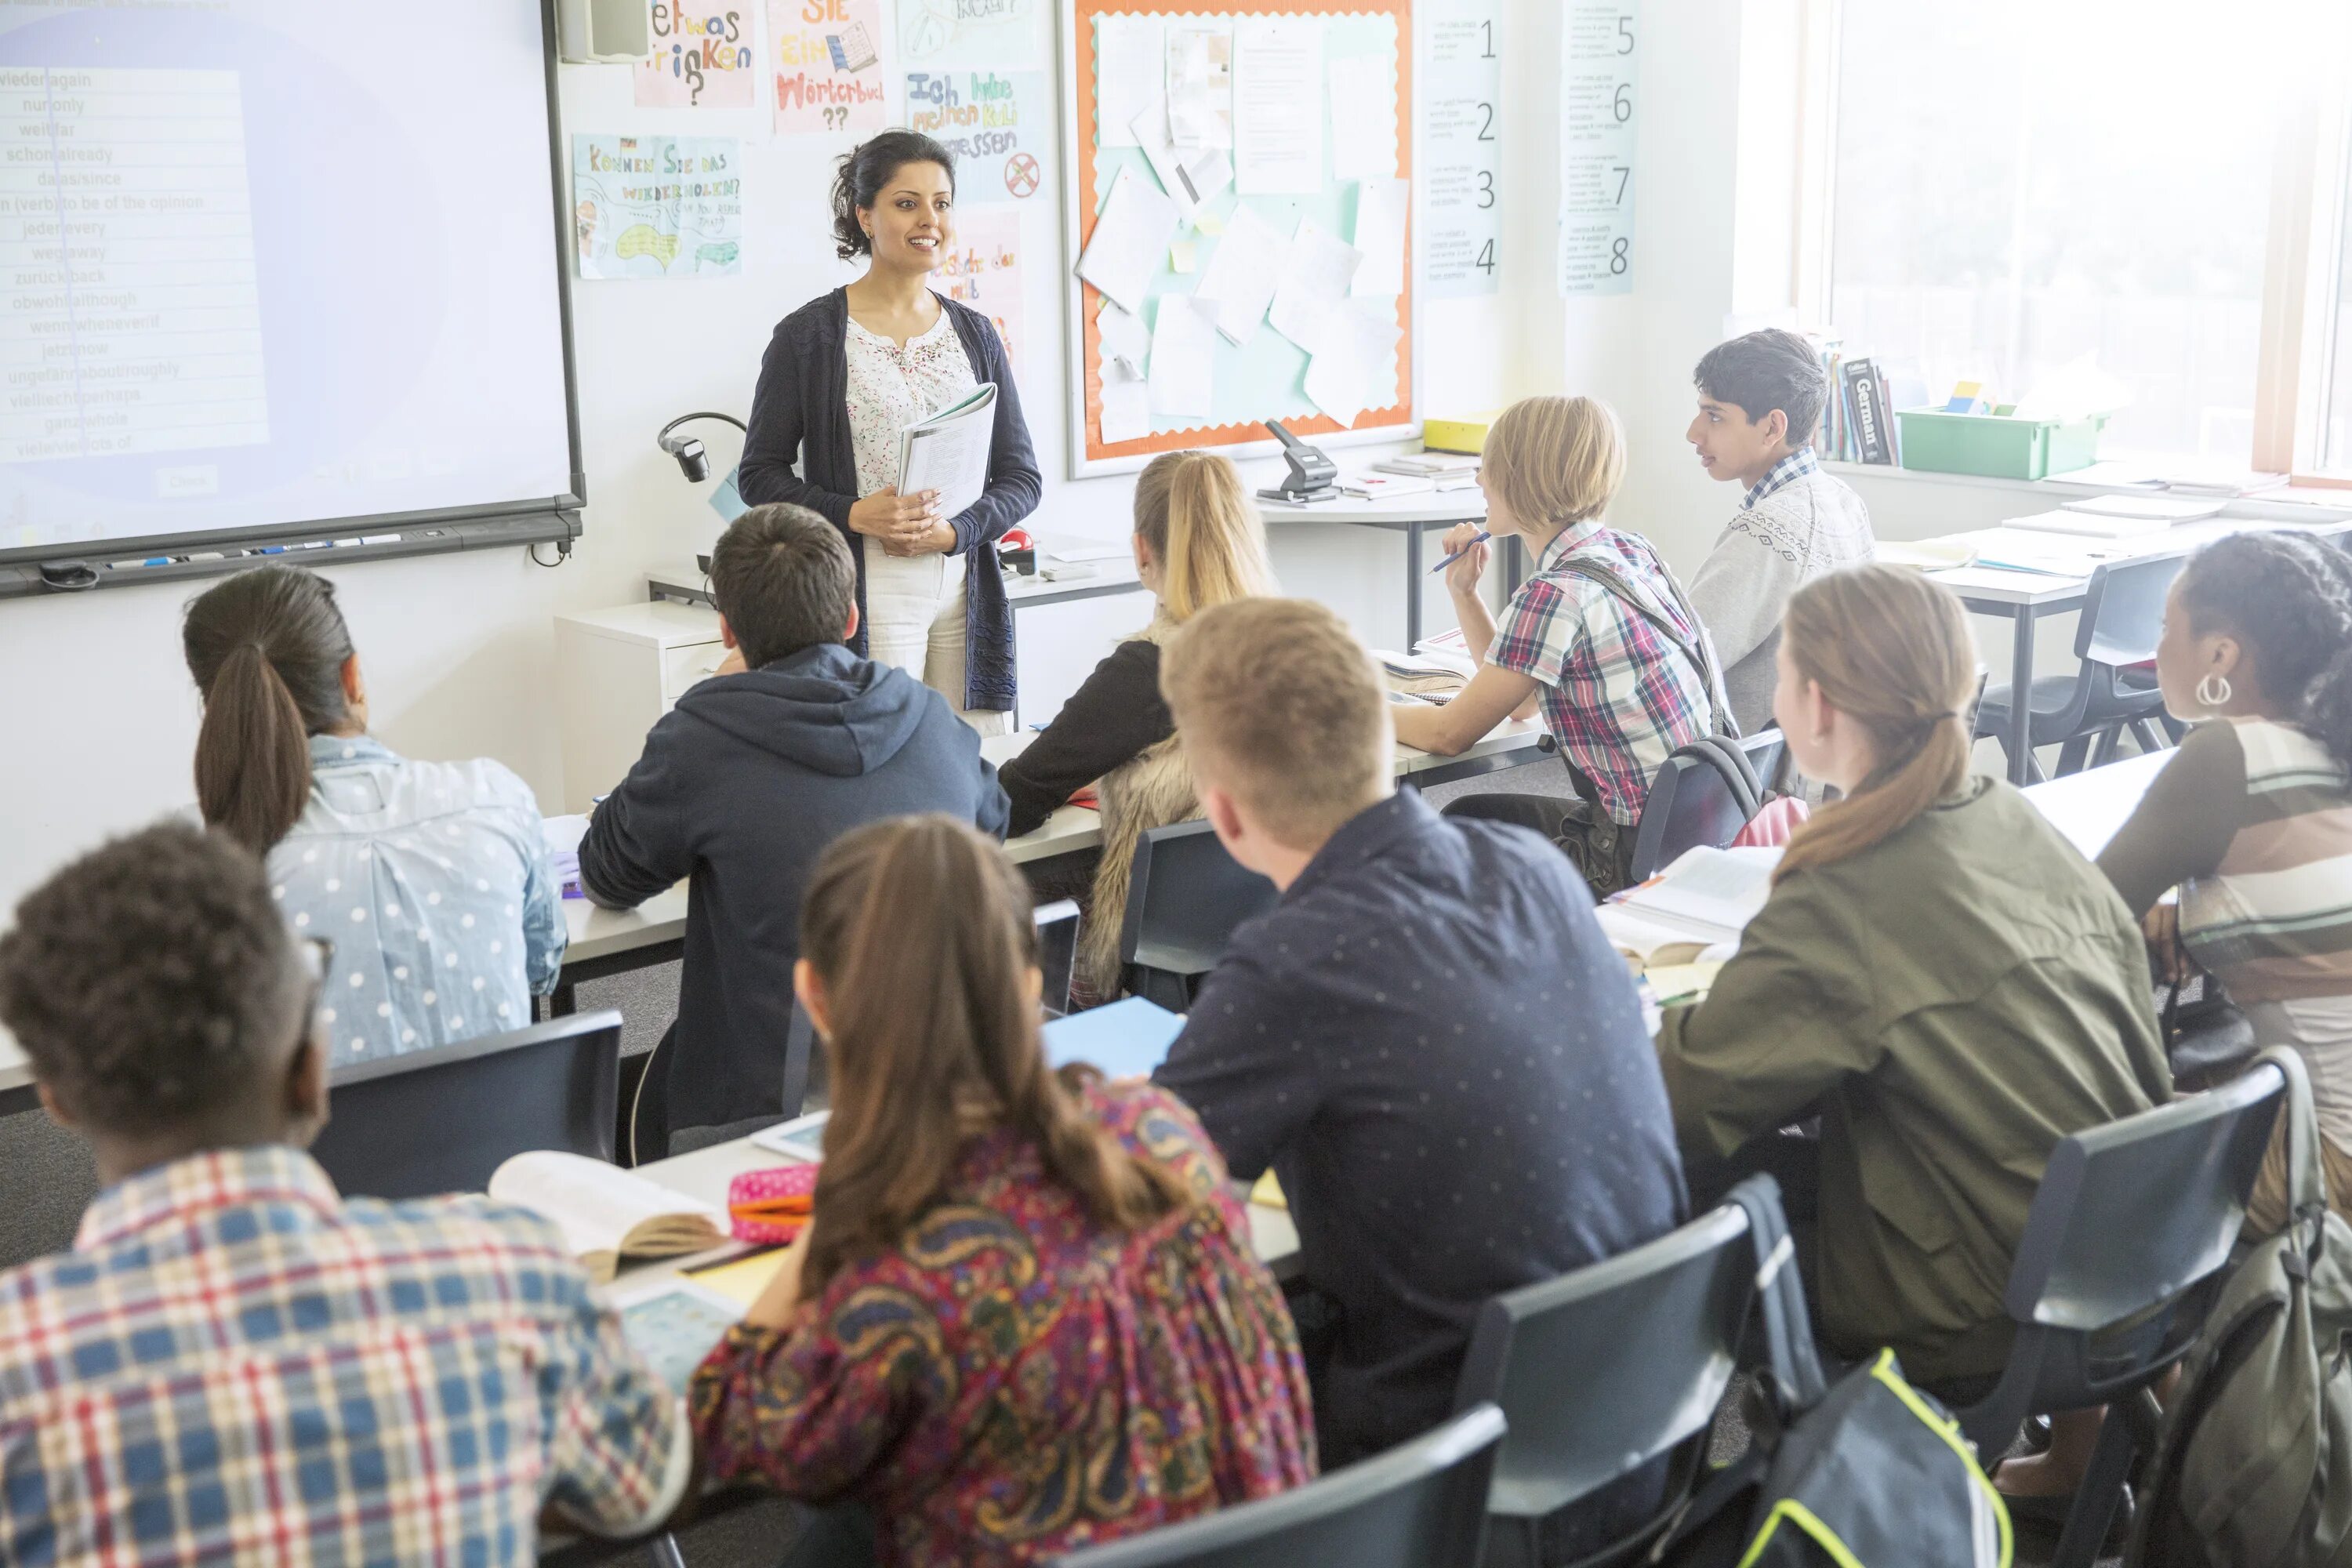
[863,547,1009,735]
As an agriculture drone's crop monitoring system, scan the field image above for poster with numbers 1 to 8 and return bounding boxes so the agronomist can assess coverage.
[1423,0,1500,298]
[1559,0,1637,296]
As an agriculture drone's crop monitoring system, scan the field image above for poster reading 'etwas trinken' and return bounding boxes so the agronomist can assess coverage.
[771,0,891,136]
[636,3,757,107]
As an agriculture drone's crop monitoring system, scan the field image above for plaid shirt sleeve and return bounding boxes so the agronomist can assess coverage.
[1486,576,1587,688]
[538,1279,693,1537]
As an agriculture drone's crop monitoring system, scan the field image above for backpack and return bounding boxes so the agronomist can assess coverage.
[1661,1180,2010,1568]
[2128,1046,2352,1567]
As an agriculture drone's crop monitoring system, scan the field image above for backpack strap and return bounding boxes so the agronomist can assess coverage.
[1690,734,1764,820]
[1552,554,1740,740]
[2259,1045,2328,1273]
[1726,1173,1828,1413]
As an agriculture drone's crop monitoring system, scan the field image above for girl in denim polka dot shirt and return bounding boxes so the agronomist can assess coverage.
[183,566,564,1062]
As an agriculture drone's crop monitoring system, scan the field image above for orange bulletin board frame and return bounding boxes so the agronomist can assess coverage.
[1059,0,1416,474]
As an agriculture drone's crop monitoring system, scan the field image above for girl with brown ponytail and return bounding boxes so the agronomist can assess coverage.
[996,449,1276,1000]
[688,815,1313,1568]
[1656,564,2169,1399]
[181,565,565,1063]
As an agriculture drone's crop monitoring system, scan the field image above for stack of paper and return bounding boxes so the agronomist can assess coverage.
[1339,474,1433,499]
[1377,452,1481,478]
[2005,506,2170,541]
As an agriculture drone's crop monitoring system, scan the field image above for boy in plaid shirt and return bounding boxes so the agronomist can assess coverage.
[1393,395,1730,895]
[0,824,691,1567]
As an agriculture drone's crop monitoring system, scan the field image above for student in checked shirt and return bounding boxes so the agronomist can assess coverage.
[1392,395,1731,896]
[0,823,690,1568]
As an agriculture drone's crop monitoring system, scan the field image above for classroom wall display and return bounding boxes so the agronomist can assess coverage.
[906,68,1056,204]
[1421,0,1497,297]
[898,0,1037,63]
[1061,0,1415,474]
[636,2,758,105]
[572,135,746,278]
[1557,0,1637,296]
[938,205,1028,376]
[771,0,892,134]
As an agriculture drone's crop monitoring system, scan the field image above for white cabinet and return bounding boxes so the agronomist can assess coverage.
[554,601,724,811]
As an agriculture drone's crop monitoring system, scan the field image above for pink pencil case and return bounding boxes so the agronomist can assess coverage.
[727,1163,819,1247]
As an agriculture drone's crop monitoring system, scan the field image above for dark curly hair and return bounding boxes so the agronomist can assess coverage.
[830,130,955,261]
[1694,328,1829,450]
[0,822,307,1136]
[2176,531,2352,771]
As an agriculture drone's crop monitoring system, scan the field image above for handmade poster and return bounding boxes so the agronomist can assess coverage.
[572,136,744,279]
[637,3,757,107]
[897,0,1036,63]
[771,0,891,136]
[905,70,1054,205]
[937,205,1026,377]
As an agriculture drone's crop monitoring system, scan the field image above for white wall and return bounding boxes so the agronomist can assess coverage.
[0,0,1563,911]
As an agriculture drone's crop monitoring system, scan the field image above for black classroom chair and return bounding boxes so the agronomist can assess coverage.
[1044,1403,1507,1568]
[1948,1051,2287,1568]
[1450,1179,1769,1567]
[1624,733,1776,883]
[1116,819,1277,1011]
[311,1009,622,1200]
[1976,550,2189,782]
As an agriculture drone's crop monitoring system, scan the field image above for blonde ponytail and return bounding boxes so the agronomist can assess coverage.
[1134,450,1275,622]
[1774,566,1977,883]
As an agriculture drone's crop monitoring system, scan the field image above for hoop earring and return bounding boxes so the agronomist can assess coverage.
[2196,672,2233,711]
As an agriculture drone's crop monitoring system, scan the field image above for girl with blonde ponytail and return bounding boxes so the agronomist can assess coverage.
[1656,564,2170,1396]
[689,816,1313,1566]
[997,450,1275,1000]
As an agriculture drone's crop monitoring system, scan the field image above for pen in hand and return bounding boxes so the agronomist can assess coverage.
[1428,530,1493,575]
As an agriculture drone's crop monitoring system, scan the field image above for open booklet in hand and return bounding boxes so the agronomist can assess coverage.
[487,1150,728,1284]
[899,382,997,521]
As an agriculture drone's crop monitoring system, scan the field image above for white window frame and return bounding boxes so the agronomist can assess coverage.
[1793,0,2352,485]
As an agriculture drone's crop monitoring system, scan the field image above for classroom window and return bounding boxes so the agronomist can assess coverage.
[1817,0,2352,476]
[2324,122,2352,472]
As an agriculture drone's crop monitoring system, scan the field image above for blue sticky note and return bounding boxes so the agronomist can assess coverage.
[709,464,748,524]
[1042,997,1185,1079]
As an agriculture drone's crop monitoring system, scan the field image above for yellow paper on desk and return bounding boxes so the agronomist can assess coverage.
[1250,1170,1287,1210]
[685,1249,787,1311]
[1645,961,1724,1007]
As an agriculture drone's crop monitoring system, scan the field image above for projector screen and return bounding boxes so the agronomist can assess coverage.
[0,0,578,564]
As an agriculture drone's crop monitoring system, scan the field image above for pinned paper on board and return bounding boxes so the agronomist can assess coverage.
[1101,369,1153,444]
[637,3,757,107]
[1232,17,1323,194]
[1165,22,1234,148]
[1268,218,1363,354]
[771,0,891,136]
[1098,298,1149,376]
[1170,237,1197,274]
[1095,15,1167,149]
[1327,53,1392,180]
[1134,100,1234,224]
[1304,303,1402,426]
[1076,164,1181,315]
[1350,176,1407,297]
[1148,295,1218,418]
[1192,201,1287,344]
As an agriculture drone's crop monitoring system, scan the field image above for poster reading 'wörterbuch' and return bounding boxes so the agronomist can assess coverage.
[572,136,743,279]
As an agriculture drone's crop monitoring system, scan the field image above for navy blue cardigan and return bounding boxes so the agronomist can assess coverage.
[737,288,1042,713]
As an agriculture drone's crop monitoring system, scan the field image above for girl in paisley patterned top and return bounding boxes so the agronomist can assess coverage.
[689,815,1316,1568]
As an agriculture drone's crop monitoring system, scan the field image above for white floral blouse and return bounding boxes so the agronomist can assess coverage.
[844,309,978,500]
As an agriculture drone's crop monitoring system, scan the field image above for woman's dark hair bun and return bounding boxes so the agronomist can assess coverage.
[830,130,957,261]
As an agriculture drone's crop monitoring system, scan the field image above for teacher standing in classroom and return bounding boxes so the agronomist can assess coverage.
[737,129,1041,733]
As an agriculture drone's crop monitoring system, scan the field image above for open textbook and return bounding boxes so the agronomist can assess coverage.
[488,1151,727,1283]
[898,383,999,520]
[1595,845,1780,970]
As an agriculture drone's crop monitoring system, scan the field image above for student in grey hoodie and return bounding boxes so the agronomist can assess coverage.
[582,504,1010,1149]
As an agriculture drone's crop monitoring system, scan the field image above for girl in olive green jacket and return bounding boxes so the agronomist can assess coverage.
[1656,567,2169,1399]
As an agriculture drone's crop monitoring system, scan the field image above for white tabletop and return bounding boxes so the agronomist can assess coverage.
[554,717,1552,974]
[1924,516,2347,607]
[2018,747,2169,859]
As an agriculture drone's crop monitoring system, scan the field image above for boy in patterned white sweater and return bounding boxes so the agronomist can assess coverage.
[1685,329,1876,734]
